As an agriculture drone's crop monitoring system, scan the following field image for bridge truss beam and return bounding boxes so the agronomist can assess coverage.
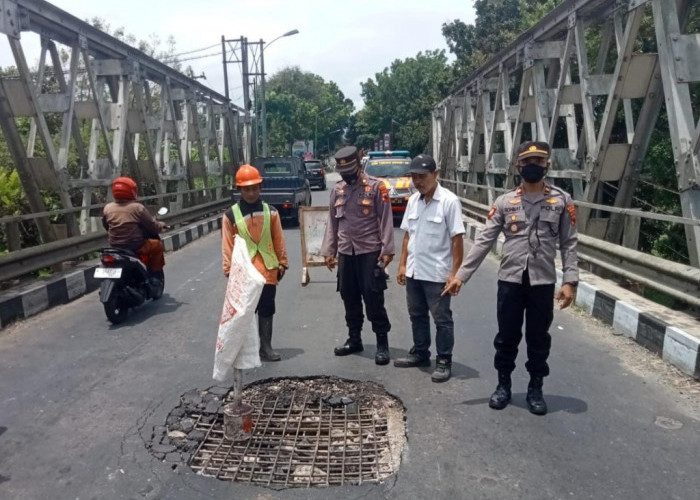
[0,0,245,236]
[433,0,700,267]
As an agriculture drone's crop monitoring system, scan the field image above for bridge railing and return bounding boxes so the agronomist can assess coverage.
[0,191,234,283]
[441,178,700,309]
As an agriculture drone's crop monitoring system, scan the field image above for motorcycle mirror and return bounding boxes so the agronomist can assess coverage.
[157,207,169,216]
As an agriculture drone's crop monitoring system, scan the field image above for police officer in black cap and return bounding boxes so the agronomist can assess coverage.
[444,140,579,415]
[321,146,395,365]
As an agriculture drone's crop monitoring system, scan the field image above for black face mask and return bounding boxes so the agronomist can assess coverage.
[341,171,359,184]
[519,163,547,183]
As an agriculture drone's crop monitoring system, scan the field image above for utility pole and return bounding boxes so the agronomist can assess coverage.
[221,36,252,163]
[259,38,268,156]
[241,37,252,162]
[221,35,229,100]
[222,30,298,160]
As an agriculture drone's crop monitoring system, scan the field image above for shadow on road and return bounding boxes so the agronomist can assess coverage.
[106,293,184,330]
[275,348,305,361]
[459,394,588,414]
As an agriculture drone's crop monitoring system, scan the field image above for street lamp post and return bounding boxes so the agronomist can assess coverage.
[315,107,331,158]
[327,128,343,154]
[260,29,299,156]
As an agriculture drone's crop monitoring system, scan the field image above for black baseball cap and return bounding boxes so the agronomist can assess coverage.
[409,154,437,174]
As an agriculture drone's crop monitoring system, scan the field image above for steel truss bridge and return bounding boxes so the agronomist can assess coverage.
[432,0,700,273]
[0,0,251,248]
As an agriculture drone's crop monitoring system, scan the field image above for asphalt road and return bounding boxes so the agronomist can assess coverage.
[1,173,698,500]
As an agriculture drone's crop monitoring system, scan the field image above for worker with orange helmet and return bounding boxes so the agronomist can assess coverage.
[221,164,289,361]
[102,176,167,278]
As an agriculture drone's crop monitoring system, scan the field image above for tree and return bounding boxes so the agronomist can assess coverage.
[355,50,455,156]
[442,0,565,80]
[265,67,353,156]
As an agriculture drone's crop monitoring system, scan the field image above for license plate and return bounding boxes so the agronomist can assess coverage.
[94,267,122,279]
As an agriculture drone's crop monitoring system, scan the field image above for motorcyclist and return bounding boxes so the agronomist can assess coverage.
[102,176,166,282]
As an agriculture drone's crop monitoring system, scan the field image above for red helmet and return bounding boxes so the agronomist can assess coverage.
[235,165,263,187]
[112,176,138,200]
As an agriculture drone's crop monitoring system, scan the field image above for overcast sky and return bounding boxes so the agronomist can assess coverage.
[0,0,476,110]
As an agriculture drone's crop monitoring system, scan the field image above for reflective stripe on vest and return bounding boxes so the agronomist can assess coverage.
[232,202,280,270]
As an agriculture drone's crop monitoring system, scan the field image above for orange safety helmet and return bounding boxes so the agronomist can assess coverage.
[235,164,263,187]
[112,176,138,200]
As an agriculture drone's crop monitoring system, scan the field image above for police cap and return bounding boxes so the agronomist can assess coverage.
[334,146,360,173]
[517,141,551,160]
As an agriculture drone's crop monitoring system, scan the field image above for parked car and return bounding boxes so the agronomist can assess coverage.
[363,150,414,217]
[304,159,326,190]
[250,156,312,224]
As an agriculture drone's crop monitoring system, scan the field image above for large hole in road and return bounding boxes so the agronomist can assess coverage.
[147,376,406,488]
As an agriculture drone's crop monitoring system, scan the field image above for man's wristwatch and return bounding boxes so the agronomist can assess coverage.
[564,281,578,287]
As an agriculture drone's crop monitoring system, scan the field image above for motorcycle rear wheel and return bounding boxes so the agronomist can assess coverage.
[104,292,128,324]
[152,271,165,300]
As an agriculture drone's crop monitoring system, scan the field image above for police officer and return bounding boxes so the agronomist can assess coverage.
[444,141,579,415]
[321,146,395,365]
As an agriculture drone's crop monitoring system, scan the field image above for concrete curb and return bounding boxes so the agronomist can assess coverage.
[0,215,223,329]
[464,219,700,380]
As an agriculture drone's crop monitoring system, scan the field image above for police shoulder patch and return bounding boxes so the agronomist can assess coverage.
[566,204,577,226]
[378,183,389,203]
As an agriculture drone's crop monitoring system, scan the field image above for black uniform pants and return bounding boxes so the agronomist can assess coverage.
[337,251,391,339]
[495,271,554,378]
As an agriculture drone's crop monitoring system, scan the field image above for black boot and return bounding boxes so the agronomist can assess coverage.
[526,376,547,415]
[258,316,281,361]
[334,333,363,356]
[375,332,390,365]
[489,372,512,410]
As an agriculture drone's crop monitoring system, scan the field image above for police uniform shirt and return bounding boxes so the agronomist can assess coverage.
[455,184,578,286]
[320,172,395,257]
[401,183,466,283]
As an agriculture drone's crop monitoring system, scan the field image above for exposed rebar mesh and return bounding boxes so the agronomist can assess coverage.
[188,377,404,488]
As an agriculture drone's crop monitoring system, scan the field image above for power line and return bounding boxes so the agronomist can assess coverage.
[165,42,220,59]
[161,51,222,64]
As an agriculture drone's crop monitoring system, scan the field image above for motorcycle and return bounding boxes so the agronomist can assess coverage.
[95,207,169,324]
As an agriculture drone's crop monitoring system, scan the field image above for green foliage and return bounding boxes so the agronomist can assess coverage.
[520,0,565,30]
[0,166,23,216]
[265,67,353,156]
[442,0,521,79]
[355,50,455,156]
[442,0,566,80]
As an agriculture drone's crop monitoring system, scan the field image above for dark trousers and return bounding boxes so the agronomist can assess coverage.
[406,277,454,361]
[338,251,391,339]
[256,284,276,317]
[495,271,554,377]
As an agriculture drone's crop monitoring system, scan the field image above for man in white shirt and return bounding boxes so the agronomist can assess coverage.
[394,154,465,382]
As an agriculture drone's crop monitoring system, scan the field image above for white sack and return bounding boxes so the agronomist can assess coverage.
[213,234,265,381]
